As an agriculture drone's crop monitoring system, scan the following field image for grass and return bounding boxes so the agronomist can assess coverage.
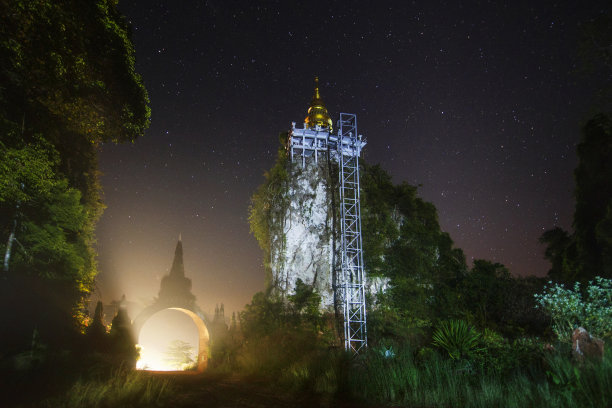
[10,333,609,407]
[346,343,612,407]
[41,367,175,408]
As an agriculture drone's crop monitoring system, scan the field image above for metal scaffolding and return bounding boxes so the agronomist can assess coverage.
[335,113,367,354]
[287,113,367,354]
[288,122,330,166]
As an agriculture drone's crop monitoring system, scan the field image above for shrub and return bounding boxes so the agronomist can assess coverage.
[471,330,544,376]
[534,277,612,341]
[432,320,480,360]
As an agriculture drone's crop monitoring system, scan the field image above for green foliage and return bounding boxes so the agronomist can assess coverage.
[0,0,150,350]
[248,133,289,286]
[239,291,286,339]
[0,0,150,145]
[470,331,544,376]
[544,350,612,407]
[573,114,612,280]
[458,260,548,338]
[367,303,431,347]
[0,141,58,205]
[360,163,467,320]
[0,142,93,288]
[216,286,340,398]
[109,309,138,367]
[240,279,324,339]
[287,278,322,328]
[348,342,612,407]
[534,277,612,340]
[540,227,577,282]
[86,301,108,352]
[459,260,511,329]
[0,141,98,346]
[432,320,480,361]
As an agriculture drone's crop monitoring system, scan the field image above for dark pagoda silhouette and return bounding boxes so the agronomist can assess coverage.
[157,235,197,309]
[132,235,210,371]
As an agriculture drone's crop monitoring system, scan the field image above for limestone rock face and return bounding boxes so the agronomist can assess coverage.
[268,155,393,311]
[270,159,337,309]
[367,276,392,297]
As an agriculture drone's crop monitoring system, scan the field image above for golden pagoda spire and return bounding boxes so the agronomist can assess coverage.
[305,77,333,132]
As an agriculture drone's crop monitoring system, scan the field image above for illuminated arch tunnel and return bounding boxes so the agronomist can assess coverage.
[133,307,210,371]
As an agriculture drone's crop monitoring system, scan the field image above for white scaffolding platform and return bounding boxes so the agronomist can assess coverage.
[289,122,330,166]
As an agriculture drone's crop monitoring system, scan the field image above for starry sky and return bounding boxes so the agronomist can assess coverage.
[95,0,609,316]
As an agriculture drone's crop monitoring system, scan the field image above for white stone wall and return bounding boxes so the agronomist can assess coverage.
[270,159,336,309]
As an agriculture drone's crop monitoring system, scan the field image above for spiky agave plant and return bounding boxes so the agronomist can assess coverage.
[432,320,480,360]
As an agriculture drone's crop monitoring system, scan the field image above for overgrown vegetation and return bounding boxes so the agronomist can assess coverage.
[42,367,175,408]
[348,344,612,407]
[248,132,290,287]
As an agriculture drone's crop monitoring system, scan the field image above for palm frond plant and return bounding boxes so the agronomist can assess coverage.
[432,320,480,361]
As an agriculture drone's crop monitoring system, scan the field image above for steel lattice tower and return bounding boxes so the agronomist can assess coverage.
[335,113,367,353]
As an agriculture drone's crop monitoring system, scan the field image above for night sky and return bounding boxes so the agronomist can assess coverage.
[95,0,609,316]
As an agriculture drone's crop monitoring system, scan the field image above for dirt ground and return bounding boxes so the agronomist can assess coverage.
[157,371,374,408]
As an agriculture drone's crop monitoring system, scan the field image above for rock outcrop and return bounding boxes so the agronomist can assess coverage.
[270,159,337,309]
[571,327,605,363]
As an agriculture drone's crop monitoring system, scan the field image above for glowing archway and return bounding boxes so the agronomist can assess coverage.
[134,307,209,371]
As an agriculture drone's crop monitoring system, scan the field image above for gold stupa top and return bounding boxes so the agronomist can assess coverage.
[304,77,333,132]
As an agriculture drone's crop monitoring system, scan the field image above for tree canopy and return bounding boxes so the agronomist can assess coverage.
[360,163,467,320]
[541,113,612,282]
[0,0,150,350]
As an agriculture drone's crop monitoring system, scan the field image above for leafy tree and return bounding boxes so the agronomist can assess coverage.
[573,114,612,280]
[109,308,137,366]
[0,0,150,350]
[164,340,196,370]
[577,14,611,111]
[540,114,612,283]
[540,13,612,283]
[239,291,286,338]
[459,260,511,330]
[457,260,548,338]
[86,300,108,352]
[360,163,467,320]
[0,141,94,349]
[288,278,322,328]
[539,227,576,282]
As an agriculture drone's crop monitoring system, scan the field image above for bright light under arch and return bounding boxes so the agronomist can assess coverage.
[135,307,209,371]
